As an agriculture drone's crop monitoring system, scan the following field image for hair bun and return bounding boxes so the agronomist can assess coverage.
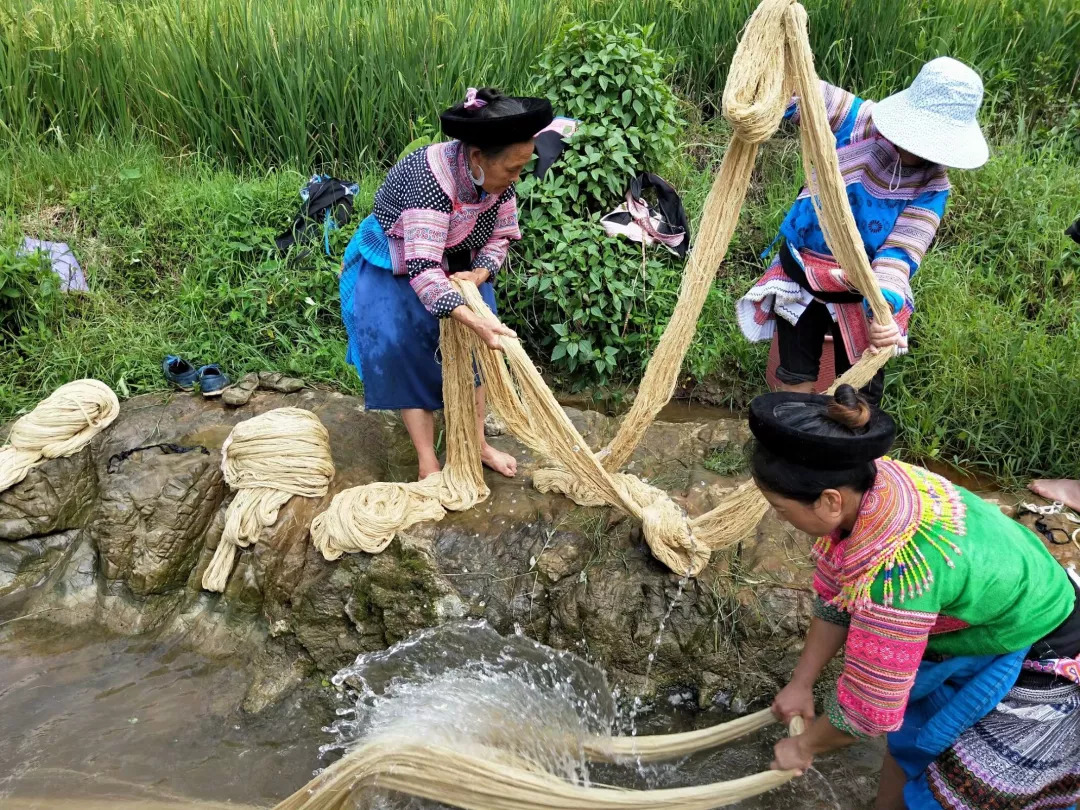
[475,87,504,104]
[826,384,872,430]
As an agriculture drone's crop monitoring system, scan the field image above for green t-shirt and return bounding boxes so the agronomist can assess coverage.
[868,485,1074,656]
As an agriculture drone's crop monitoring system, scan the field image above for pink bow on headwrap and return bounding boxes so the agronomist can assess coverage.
[463,88,488,110]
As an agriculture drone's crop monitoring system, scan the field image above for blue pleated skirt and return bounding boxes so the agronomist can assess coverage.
[339,252,496,411]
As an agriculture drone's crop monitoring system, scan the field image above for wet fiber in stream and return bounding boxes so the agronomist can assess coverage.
[0,621,880,809]
[318,622,878,809]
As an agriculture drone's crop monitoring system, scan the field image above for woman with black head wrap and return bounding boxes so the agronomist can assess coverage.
[339,88,552,480]
[750,385,1080,809]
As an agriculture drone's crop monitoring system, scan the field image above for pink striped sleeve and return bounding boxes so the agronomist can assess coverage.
[401,207,450,267]
[787,81,857,134]
[400,207,463,316]
[829,602,936,737]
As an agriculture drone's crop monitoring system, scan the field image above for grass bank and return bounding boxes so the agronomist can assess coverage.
[3,122,1078,482]
[1,144,370,409]
[3,0,1078,166]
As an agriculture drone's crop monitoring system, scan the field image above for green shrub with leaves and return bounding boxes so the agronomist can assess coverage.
[531,22,680,213]
[501,23,686,387]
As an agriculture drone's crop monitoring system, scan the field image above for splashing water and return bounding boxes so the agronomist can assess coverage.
[320,621,618,801]
[623,566,693,756]
[315,620,862,810]
[806,766,842,810]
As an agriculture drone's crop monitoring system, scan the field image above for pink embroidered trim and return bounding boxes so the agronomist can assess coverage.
[795,137,951,203]
[929,615,970,635]
[883,205,942,263]
[1022,656,1080,684]
[813,460,967,613]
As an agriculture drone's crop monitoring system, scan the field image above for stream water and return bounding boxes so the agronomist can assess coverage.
[0,621,324,808]
[0,619,881,809]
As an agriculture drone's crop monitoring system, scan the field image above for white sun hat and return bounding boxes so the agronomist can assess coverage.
[872,56,989,170]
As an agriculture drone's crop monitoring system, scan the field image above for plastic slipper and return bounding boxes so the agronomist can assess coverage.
[162,355,199,391]
[1020,501,1080,524]
[222,373,259,407]
[197,364,230,398]
[257,371,305,394]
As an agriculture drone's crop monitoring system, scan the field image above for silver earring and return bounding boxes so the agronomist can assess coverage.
[469,163,485,186]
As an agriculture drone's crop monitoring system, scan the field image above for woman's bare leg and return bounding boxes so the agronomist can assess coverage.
[874,751,907,810]
[1028,479,1080,513]
[776,380,817,394]
[475,386,516,477]
[401,408,440,480]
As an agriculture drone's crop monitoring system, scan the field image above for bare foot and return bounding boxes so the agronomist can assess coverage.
[1029,480,1080,513]
[480,443,518,478]
[418,457,441,481]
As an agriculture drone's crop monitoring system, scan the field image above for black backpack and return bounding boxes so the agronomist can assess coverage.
[275,174,359,258]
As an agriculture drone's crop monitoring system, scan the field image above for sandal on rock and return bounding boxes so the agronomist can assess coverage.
[257,371,305,394]
[162,355,199,391]
[197,364,230,398]
[222,373,259,407]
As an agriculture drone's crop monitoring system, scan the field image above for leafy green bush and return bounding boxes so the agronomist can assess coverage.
[503,218,682,383]
[532,22,679,212]
[501,24,685,387]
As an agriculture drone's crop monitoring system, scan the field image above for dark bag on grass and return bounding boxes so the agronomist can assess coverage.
[276,174,359,258]
[599,173,691,259]
[1067,215,1080,246]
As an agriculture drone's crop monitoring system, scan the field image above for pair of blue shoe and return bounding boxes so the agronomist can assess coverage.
[162,356,230,397]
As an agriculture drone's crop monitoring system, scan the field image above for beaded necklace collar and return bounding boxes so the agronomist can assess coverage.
[814,459,967,612]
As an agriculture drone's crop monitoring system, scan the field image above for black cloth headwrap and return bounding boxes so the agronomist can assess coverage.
[440,97,553,148]
[748,392,896,469]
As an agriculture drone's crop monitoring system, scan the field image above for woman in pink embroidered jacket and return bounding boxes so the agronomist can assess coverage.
[340,89,553,479]
[750,386,1079,810]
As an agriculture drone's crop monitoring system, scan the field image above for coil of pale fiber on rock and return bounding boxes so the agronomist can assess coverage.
[0,379,119,493]
[274,712,805,810]
[312,476,452,558]
[202,407,335,592]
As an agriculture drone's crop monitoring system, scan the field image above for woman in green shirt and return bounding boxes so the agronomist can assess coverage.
[752,385,1079,809]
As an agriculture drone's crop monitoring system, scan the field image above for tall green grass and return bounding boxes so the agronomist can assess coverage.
[0,142,371,410]
[3,0,1078,167]
[3,126,1076,480]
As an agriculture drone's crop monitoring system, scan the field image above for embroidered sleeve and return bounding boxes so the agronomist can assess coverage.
[832,602,937,737]
[869,189,949,335]
[471,190,521,282]
[400,207,462,318]
[785,81,863,146]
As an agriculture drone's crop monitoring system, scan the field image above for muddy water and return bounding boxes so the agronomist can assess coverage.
[0,619,882,810]
[0,622,327,809]
[557,393,741,424]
